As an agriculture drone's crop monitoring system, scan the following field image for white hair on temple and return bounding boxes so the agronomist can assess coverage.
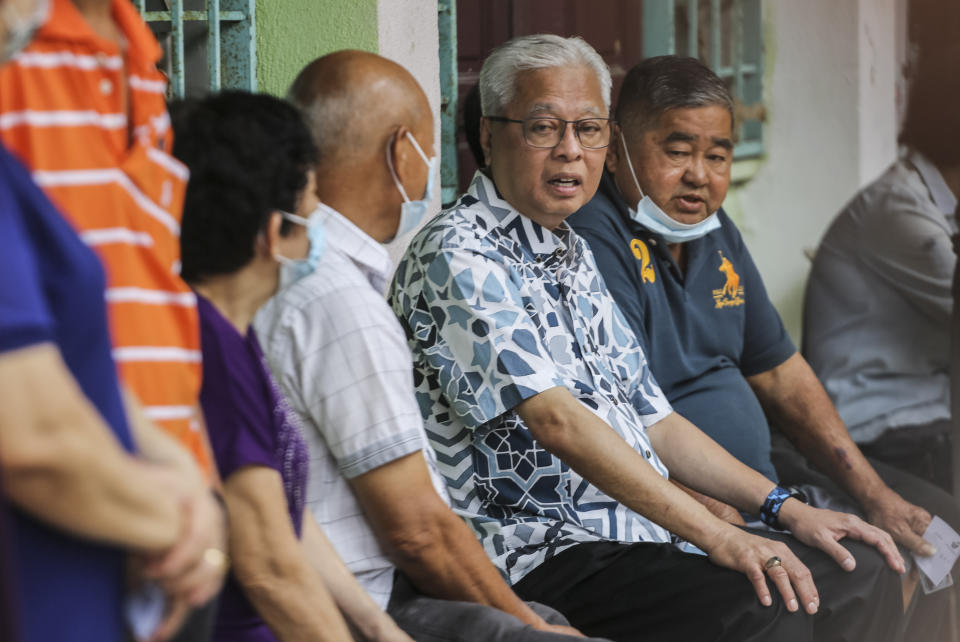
[479,34,612,116]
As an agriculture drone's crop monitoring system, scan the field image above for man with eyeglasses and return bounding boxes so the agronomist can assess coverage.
[390,34,904,642]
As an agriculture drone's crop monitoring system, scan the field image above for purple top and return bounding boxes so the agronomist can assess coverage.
[197,295,309,642]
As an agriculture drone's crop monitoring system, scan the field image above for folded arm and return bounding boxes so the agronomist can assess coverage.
[0,343,187,551]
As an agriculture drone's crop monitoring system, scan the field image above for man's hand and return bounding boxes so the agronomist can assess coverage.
[780,499,905,573]
[705,525,821,614]
[145,490,228,607]
[863,490,935,557]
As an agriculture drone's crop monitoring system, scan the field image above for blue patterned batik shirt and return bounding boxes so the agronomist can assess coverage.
[390,172,676,584]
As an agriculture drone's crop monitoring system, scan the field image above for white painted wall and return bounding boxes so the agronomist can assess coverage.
[731,0,904,341]
[377,0,443,269]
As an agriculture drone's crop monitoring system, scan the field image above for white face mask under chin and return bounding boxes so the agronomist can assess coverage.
[619,134,721,244]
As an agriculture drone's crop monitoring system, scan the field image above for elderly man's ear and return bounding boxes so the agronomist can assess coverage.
[479,117,492,168]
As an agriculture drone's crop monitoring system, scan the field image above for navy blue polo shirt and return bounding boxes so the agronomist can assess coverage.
[568,172,796,482]
[0,144,133,642]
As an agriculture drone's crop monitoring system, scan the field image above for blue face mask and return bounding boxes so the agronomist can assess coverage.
[619,135,721,244]
[386,131,437,240]
[275,206,326,289]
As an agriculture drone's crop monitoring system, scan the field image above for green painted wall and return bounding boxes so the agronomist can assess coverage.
[256,0,379,97]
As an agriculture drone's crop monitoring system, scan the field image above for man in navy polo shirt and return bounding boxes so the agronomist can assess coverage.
[568,55,959,640]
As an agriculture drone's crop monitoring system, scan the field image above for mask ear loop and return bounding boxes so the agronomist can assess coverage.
[272,210,310,264]
[385,131,412,203]
[619,132,647,200]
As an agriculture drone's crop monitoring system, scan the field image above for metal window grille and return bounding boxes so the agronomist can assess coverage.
[135,0,257,98]
[643,0,765,159]
[438,1,459,205]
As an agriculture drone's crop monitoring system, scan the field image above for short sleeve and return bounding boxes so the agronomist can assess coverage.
[394,247,565,429]
[858,198,953,326]
[198,308,276,480]
[574,209,652,351]
[0,175,54,353]
[737,237,796,376]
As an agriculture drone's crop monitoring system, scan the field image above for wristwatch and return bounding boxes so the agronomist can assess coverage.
[760,485,809,530]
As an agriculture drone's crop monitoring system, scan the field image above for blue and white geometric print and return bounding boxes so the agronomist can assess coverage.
[390,172,675,583]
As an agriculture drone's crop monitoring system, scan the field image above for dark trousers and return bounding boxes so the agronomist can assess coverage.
[859,420,953,494]
[513,531,901,642]
[772,432,960,642]
[387,571,612,642]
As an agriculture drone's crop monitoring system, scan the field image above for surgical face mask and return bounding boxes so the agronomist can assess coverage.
[0,0,49,64]
[386,131,437,240]
[275,206,326,290]
[619,135,721,244]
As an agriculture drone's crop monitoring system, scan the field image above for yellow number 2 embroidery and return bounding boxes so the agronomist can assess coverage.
[630,239,656,284]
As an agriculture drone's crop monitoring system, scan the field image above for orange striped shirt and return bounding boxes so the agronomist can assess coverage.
[0,0,212,475]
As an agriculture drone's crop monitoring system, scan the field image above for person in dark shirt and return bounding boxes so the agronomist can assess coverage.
[567,54,959,641]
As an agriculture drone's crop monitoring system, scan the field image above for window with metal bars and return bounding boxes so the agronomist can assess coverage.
[135,0,257,99]
[643,0,764,159]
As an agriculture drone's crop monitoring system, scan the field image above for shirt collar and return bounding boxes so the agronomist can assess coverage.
[467,171,575,262]
[316,205,393,291]
[39,0,163,67]
[908,149,958,216]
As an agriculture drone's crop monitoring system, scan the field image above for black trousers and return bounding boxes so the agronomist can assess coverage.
[772,432,960,642]
[513,530,901,642]
[859,420,953,494]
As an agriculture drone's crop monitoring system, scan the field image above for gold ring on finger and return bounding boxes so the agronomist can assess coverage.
[203,547,229,570]
[764,556,782,570]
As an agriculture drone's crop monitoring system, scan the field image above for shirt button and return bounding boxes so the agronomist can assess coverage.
[99,78,113,95]
[612,399,620,406]
[645,450,652,459]
[648,238,658,246]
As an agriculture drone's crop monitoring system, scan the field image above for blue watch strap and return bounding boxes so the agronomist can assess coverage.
[760,486,792,530]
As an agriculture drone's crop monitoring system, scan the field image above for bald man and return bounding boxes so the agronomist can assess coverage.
[253,51,601,642]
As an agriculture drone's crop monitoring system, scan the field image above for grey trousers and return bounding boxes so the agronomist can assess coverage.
[386,571,612,642]
[771,431,960,642]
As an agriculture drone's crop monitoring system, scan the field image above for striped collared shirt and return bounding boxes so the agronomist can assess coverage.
[0,0,209,473]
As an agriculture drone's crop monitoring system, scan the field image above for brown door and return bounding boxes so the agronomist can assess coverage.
[456,0,645,193]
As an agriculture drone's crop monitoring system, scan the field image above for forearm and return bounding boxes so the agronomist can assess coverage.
[518,388,741,552]
[748,354,890,506]
[671,479,746,525]
[302,514,404,641]
[0,345,184,550]
[239,560,351,642]
[648,413,775,514]
[226,476,353,642]
[5,435,185,551]
[390,509,546,627]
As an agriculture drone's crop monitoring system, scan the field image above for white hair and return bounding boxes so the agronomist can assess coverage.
[479,34,612,117]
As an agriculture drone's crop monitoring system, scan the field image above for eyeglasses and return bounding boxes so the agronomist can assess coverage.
[486,116,615,149]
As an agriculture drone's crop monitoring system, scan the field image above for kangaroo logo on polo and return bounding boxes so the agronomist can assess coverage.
[630,239,656,284]
[713,251,744,308]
